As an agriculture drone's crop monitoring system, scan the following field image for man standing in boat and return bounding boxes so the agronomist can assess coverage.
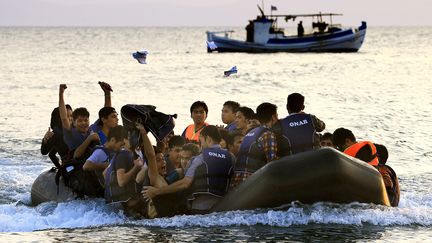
[297,21,304,37]
[276,93,325,155]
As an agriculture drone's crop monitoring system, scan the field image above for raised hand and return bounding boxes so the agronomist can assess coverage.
[98,81,113,93]
[135,122,147,134]
[59,84,67,93]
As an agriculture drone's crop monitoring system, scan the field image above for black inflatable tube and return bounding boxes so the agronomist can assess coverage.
[31,148,390,210]
[214,148,390,212]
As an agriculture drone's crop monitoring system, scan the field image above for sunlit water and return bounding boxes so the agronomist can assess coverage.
[0,26,432,241]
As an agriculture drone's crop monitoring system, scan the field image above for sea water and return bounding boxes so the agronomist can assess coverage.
[0,26,432,241]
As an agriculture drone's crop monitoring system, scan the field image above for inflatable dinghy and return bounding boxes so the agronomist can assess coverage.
[214,148,390,211]
[31,148,390,208]
[121,104,176,141]
[31,169,75,205]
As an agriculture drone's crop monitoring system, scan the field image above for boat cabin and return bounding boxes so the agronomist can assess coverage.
[245,12,343,43]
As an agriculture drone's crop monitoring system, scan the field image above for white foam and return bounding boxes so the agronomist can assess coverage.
[0,199,126,232]
[129,201,432,229]
[2,193,432,232]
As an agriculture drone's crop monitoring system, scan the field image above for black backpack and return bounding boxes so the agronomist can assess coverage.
[121,104,176,141]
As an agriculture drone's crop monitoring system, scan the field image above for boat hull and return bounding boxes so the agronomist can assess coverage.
[207,22,367,53]
[31,169,75,206]
[214,148,389,212]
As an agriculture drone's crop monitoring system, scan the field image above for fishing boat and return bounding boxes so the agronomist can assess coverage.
[206,5,367,53]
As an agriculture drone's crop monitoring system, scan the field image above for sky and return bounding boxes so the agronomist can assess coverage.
[0,0,431,27]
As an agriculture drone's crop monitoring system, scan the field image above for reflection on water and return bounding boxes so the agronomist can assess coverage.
[3,225,432,242]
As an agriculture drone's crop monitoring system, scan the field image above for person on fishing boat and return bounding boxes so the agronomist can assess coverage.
[230,102,279,189]
[221,101,240,132]
[182,101,209,143]
[143,125,235,214]
[277,93,325,155]
[297,21,304,37]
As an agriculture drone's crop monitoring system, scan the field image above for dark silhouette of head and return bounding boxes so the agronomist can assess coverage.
[200,125,221,144]
[256,102,277,124]
[287,93,305,113]
[50,105,72,129]
[333,127,356,150]
[223,101,240,113]
[238,106,256,120]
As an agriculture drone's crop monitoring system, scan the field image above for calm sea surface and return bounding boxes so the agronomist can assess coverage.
[0,26,432,241]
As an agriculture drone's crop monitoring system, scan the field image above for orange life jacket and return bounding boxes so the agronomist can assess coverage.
[184,123,208,142]
[344,141,379,166]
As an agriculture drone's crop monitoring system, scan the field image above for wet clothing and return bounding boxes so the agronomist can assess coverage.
[344,141,379,166]
[182,122,208,142]
[105,150,139,203]
[377,164,400,207]
[278,112,325,155]
[230,126,278,189]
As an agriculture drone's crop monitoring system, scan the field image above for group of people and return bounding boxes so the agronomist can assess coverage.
[41,82,400,219]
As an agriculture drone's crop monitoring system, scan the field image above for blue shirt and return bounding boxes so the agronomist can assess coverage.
[225,122,237,132]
